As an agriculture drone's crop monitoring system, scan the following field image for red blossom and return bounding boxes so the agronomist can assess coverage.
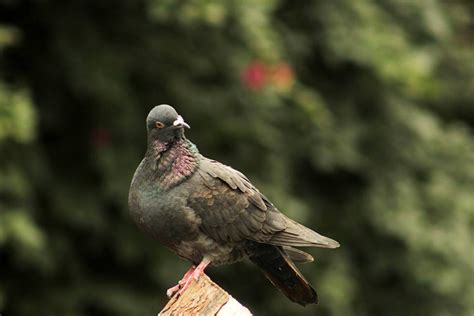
[241,61,295,91]
[241,61,267,90]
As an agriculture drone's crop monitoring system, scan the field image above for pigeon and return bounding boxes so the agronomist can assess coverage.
[128,104,339,306]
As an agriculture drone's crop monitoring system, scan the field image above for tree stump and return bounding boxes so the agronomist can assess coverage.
[158,274,252,316]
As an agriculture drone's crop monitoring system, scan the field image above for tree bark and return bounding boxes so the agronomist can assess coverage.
[158,274,252,316]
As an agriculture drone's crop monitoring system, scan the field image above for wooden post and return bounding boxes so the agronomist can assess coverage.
[159,274,252,316]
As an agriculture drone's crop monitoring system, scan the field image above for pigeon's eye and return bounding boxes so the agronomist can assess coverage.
[155,121,165,129]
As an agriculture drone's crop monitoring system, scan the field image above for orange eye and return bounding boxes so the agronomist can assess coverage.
[155,121,165,129]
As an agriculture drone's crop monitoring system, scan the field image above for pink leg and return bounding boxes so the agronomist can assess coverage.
[166,258,211,298]
[166,265,196,298]
[191,257,211,281]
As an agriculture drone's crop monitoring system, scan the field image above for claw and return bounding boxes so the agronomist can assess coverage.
[166,284,181,298]
[165,258,211,298]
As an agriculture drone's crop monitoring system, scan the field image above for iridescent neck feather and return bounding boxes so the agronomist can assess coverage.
[148,138,199,189]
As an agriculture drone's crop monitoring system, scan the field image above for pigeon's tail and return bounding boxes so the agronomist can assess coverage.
[249,243,318,306]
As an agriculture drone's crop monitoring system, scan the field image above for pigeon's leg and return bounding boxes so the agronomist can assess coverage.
[190,257,211,281]
[166,265,196,298]
[173,257,211,297]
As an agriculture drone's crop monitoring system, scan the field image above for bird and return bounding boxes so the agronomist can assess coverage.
[128,104,339,306]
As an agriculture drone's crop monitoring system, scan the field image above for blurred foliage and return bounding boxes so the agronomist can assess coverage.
[0,0,473,315]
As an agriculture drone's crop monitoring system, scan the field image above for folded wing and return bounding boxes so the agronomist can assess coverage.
[188,158,339,249]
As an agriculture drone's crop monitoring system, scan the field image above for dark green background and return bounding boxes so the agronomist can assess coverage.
[1,1,473,315]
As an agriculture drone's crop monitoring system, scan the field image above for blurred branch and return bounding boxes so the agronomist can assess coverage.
[159,274,252,316]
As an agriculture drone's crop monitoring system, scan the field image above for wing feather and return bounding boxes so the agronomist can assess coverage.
[188,158,339,249]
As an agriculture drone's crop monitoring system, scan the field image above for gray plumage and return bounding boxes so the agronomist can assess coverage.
[129,104,339,306]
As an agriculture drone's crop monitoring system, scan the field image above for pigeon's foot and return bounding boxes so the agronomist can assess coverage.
[166,258,211,298]
[166,283,181,298]
[166,265,196,298]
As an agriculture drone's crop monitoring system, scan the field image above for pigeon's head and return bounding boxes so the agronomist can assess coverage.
[146,104,190,143]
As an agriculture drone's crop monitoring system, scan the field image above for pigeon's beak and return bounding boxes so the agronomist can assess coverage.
[173,115,190,129]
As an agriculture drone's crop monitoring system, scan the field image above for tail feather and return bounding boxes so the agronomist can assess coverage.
[282,246,314,263]
[267,215,340,249]
[249,243,318,306]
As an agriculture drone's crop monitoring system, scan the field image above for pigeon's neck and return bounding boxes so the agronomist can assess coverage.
[148,138,199,189]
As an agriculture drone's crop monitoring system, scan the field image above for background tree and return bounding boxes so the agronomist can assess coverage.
[0,1,473,315]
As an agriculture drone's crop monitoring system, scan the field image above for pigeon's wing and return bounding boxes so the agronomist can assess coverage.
[188,158,281,243]
[188,158,339,248]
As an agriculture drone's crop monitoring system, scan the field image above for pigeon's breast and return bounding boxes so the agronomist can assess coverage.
[129,166,200,247]
[130,180,245,265]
